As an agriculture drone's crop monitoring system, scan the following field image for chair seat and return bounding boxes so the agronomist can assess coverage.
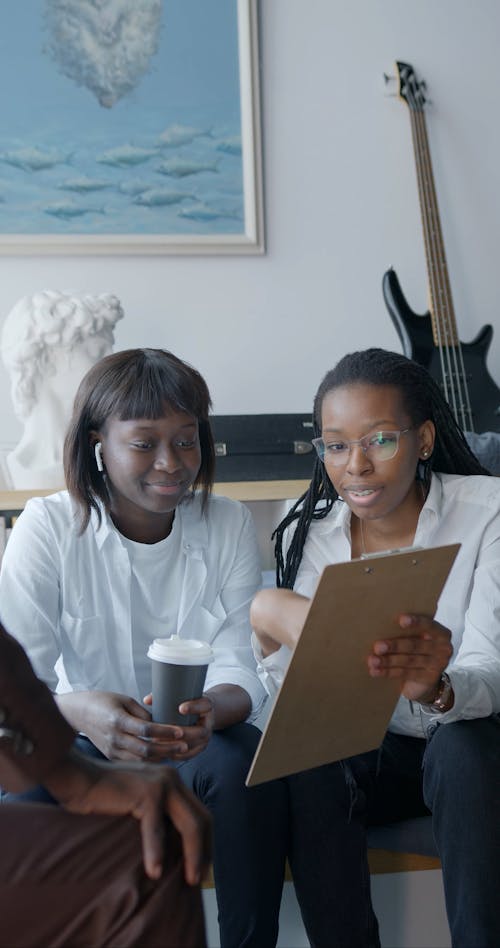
[367,815,437,857]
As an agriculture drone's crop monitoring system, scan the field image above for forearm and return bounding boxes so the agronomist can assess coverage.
[204,684,251,730]
[43,747,101,806]
[250,588,311,657]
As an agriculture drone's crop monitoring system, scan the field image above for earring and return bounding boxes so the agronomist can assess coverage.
[421,449,429,459]
[94,442,104,472]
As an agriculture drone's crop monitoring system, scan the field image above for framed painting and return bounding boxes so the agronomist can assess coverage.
[0,0,263,255]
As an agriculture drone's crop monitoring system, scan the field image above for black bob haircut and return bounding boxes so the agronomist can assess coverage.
[64,347,215,531]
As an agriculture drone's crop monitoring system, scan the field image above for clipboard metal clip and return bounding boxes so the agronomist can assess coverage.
[360,544,423,561]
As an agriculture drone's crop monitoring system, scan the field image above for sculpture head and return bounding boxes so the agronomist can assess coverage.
[1,290,124,420]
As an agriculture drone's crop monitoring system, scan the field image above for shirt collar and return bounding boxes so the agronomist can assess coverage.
[313,473,444,538]
[90,501,114,551]
[420,471,443,519]
[89,490,208,554]
[314,498,351,537]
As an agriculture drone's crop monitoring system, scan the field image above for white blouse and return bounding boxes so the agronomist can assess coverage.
[254,473,500,737]
[0,490,267,720]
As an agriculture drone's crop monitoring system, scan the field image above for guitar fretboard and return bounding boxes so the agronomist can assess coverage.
[399,59,474,430]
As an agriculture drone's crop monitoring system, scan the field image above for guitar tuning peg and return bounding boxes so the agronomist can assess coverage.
[382,71,398,97]
[382,72,397,99]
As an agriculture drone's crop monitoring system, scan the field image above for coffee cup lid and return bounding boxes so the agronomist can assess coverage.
[147,635,214,665]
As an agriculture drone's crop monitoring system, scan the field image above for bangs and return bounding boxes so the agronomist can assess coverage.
[91,349,211,426]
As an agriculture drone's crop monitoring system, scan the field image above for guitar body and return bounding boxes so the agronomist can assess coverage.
[383,268,500,433]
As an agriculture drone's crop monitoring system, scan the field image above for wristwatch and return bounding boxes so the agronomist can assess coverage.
[419,672,453,714]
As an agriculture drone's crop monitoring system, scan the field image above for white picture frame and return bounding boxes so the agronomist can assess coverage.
[0,0,264,255]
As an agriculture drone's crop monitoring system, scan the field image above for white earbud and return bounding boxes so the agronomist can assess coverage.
[94,442,104,472]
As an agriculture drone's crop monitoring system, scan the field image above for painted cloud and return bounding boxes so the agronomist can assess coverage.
[43,0,163,108]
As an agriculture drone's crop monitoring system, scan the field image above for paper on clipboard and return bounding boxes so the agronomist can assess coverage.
[246,543,460,786]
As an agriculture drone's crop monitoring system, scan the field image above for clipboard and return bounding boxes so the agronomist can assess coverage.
[246,543,460,786]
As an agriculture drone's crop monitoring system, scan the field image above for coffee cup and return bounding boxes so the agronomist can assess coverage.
[147,635,214,726]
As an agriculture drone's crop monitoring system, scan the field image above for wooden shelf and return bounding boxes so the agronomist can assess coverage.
[0,488,64,509]
[213,480,308,502]
[0,480,309,511]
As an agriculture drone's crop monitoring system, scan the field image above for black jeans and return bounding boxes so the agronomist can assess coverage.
[173,722,288,948]
[286,717,500,948]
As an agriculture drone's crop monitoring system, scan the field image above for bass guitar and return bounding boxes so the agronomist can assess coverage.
[382,60,500,433]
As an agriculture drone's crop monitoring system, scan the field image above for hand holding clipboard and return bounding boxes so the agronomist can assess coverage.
[247,543,460,786]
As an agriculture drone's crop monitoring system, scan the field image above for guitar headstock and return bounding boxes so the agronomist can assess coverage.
[395,61,427,112]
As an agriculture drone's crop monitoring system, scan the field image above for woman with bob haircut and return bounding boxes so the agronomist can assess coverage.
[0,347,288,948]
[251,348,500,948]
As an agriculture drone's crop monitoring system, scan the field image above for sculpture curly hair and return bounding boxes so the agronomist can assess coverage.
[1,290,123,418]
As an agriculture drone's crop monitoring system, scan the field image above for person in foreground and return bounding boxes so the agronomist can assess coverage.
[0,347,288,948]
[251,348,500,948]
[0,621,209,948]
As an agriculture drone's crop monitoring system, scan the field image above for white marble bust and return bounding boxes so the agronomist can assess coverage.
[1,290,124,489]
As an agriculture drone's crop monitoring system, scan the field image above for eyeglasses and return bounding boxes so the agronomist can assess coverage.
[312,428,413,466]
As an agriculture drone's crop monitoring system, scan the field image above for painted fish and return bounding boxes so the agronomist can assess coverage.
[156,158,220,178]
[133,188,193,207]
[216,137,242,156]
[44,201,105,219]
[97,145,158,167]
[178,202,240,222]
[1,147,71,171]
[158,124,211,148]
[58,176,111,193]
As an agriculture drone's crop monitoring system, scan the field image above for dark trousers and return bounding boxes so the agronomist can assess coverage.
[173,722,289,948]
[0,802,206,948]
[286,716,500,948]
[4,725,289,948]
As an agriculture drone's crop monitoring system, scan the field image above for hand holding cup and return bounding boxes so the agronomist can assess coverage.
[147,635,214,726]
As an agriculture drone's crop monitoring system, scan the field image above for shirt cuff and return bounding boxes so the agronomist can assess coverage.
[419,665,498,723]
[204,664,268,722]
[251,632,291,699]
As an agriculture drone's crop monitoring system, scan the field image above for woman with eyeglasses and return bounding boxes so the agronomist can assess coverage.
[251,347,500,948]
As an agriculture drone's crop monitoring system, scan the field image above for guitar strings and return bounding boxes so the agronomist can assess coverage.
[409,108,453,415]
[413,109,459,422]
[416,108,470,430]
[410,101,473,431]
[420,110,473,430]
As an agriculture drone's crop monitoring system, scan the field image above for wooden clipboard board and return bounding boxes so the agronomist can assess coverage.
[246,543,460,786]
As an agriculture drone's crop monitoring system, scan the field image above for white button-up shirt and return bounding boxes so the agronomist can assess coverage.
[254,473,500,737]
[0,490,266,720]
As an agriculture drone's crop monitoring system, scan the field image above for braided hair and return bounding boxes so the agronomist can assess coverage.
[274,348,490,589]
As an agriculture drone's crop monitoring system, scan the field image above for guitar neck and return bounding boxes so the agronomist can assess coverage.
[408,104,474,430]
[409,108,458,346]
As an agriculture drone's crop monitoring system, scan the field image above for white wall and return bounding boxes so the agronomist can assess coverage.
[204,870,451,948]
[1,0,499,448]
